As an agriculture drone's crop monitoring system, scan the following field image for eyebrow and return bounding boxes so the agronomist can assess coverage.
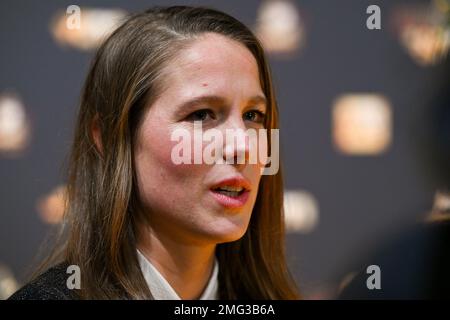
[175,94,267,115]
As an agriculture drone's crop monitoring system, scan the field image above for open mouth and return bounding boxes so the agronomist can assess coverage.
[209,177,251,208]
[212,186,246,198]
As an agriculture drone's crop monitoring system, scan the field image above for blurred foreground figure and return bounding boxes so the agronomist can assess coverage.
[339,58,450,300]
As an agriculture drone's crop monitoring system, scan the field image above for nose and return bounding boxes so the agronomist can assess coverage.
[221,119,250,168]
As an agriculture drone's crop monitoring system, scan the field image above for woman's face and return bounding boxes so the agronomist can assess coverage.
[134,33,267,245]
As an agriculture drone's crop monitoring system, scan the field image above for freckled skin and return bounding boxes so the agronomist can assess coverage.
[134,33,266,245]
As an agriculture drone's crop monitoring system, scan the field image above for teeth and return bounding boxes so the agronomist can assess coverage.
[213,185,245,197]
[216,190,240,197]
[217,186,244,192]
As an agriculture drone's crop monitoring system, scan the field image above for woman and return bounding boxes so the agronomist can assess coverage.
[9,6,300,300]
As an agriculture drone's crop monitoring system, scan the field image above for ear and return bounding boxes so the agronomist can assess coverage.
[91,114,103,155]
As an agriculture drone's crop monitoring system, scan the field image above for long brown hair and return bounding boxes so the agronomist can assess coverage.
[38,6,300,299]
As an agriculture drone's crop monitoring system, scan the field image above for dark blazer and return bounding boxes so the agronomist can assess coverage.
[8,263,78,300]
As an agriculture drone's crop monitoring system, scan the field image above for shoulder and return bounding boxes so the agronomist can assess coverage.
[8,262,79,300]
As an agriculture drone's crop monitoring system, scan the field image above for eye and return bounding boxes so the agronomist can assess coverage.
[186,109,215,122]
[243,110,266,124]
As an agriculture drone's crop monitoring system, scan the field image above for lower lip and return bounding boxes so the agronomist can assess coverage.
[209,189,250,208]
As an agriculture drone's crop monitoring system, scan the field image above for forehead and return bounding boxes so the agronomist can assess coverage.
[159,33,263,98]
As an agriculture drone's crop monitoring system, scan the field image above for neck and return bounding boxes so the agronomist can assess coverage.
[136,223,216,300]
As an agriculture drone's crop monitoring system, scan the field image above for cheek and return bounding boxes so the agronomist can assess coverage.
[134,125,205,210]
[138,122,194,173]
[249,166,263,205]
[257,130,269,169]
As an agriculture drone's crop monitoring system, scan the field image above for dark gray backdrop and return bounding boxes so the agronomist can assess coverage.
[0,0,444,298]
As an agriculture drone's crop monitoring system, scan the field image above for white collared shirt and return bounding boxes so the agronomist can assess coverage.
[137,249,219,300]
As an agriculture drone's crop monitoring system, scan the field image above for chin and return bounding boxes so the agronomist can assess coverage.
[206,222,250,244]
